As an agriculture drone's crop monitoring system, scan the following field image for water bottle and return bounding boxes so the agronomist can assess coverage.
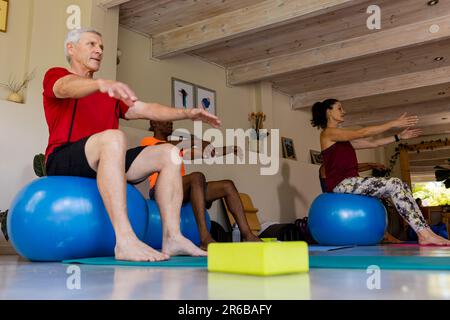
[232,223,241,242]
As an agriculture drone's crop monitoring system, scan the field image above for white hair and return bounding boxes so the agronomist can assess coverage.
[64,28,102,63]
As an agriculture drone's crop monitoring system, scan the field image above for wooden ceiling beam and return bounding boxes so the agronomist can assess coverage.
[99,0,130,9]
[292,66,450,109]
[228,14,450,85]
[412,123,450,137]
[152,0,361,58]
[343,99,450,127]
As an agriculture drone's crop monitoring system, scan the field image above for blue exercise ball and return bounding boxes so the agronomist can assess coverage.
[144,200,211,249]
[308,193,387,246]
[180,202,211,246]
[7,176,148,261]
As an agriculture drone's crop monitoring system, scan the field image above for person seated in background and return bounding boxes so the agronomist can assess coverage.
[141,120,261,250]
[311,98,450,246]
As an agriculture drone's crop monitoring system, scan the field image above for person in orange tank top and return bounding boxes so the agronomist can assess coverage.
[141,120,261,250]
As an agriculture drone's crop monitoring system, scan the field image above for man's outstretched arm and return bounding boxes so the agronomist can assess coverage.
[53,75,138,106]
[125,101,221,128]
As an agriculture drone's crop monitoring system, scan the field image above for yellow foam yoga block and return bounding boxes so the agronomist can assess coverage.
[208,242,309,276]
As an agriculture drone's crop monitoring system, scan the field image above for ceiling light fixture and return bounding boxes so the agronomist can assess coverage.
[428,0,439,6]
[434,57,444,61]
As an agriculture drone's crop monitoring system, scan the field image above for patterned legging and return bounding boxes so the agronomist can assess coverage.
[333,177,428,233]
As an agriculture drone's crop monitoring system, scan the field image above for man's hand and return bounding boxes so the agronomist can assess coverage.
[398,127,422,140]
[98,79,138,107]
[186,108,221,128]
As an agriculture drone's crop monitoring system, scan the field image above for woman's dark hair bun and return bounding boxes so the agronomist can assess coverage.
[310,99,339,129]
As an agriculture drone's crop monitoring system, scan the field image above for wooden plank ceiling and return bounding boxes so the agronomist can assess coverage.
[117,0,450,181]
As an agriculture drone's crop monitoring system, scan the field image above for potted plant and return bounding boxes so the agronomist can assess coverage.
[0,71,34,103]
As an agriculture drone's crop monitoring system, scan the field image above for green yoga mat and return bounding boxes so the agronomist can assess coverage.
[310,255,450,270]
[63,256,208,268]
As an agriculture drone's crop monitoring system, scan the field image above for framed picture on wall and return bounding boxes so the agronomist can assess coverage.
[0,0,9,32]
[196,86,216,115]
[172,78,195,109]
[281,137,297,160]
[310,150,323,164]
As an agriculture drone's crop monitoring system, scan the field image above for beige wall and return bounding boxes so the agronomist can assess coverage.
[0,0,33,99]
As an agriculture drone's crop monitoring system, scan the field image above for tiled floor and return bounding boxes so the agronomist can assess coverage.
[1,246,450,300]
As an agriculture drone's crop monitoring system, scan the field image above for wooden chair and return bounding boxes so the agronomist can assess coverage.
[222,193,261,236]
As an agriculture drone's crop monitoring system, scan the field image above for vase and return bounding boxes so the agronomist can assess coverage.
[7,92,24,103]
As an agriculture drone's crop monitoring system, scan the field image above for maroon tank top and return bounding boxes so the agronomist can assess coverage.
[322,141,359,192]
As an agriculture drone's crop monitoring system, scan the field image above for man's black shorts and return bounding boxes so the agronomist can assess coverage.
[46,136,146,184]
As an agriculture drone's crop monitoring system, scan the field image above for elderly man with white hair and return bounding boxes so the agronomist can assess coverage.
[42,28,221,262]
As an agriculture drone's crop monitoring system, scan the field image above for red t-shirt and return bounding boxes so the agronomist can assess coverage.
[42,67,129,160]
[322,141,359,192]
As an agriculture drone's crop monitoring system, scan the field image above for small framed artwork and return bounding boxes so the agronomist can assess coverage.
[281,137,297,160]
[0,0,9,33]
[310,150,323,164]
[196,85,216,115]
[172,78,195,109]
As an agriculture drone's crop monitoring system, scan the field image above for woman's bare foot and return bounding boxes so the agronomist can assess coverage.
[115,234,169,262]
[242,233,262,242]
[417,228,450,246]
[162,233,207,257]
[200,235,216,251]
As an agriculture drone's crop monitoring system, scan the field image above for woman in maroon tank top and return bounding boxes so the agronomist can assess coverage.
[311,99,450,246]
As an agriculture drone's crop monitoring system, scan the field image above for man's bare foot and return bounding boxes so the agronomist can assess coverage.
[200,235,216,251]
[162,233,207,256]
[242,233,262,242]
[115,235,169,262]
[418,228,450,246]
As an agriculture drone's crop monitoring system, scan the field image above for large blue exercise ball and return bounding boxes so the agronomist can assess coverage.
[308,193,387,246]
[144,200,211,249]
[7,176,148,261]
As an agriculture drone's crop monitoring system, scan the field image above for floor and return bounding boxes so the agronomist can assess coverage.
[1,246,450,300]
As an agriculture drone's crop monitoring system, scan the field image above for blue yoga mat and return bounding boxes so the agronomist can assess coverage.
[310,255,450,270]
[309,245,354,252]
[63,247,450,270]
[63,256,208,268]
